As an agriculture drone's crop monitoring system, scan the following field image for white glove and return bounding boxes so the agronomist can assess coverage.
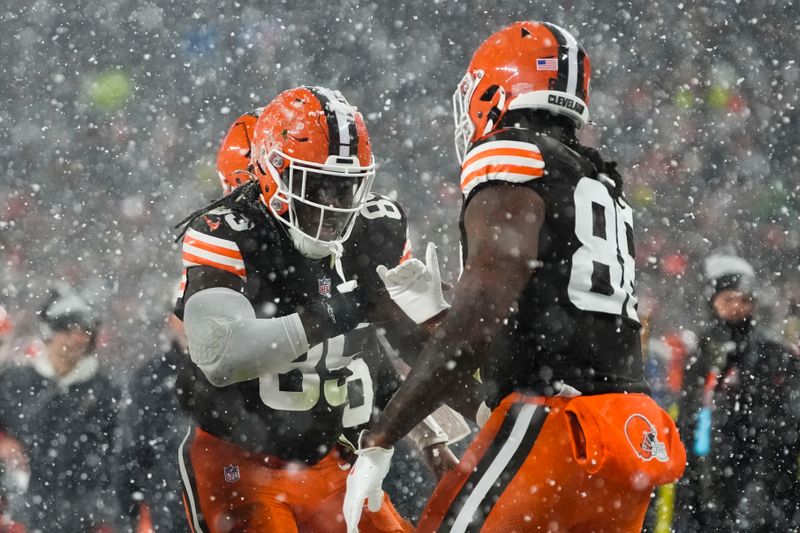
[343,431,394,533]
[376,242,450,324]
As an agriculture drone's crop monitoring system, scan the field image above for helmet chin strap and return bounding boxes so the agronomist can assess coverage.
[288,227,348,279]
[288,227,333,260]
[329,242,350,286]
[288,230,351,286]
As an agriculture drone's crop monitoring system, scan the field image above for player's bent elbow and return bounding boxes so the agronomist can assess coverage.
[184,315,241,386]
[184,287,259,386]
[190,334,276,387]
[184,287,311,386]
[197,356,258,388]
[198,364,234,388]
[188,318,301,387]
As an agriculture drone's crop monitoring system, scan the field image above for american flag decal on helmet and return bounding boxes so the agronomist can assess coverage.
[536,58,558,71]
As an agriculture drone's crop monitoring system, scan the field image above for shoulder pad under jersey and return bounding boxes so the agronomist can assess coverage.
[350,193,412,267]
[460,130,545,198]
[181,206,256,280]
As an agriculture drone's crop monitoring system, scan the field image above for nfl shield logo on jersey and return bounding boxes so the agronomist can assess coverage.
[318,276,331,297]
[223,464,240,483]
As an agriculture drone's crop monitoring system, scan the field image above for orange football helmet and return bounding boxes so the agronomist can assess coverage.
[250,86,375,259]
[217,109,261,194]
[453,21,591,162]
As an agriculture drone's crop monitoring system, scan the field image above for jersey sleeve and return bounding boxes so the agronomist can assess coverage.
[182,226,247,279]
[459,139,545,199]
[175,210,250,318]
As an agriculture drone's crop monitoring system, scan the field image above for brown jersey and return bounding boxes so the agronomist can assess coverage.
[459,129,647,405]
[175,188,410,463]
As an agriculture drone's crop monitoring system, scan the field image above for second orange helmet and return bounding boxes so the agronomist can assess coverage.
[453,21,591,162]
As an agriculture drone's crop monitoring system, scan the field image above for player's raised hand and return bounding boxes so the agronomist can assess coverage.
[343,431,395,533]
[376,242,450,324]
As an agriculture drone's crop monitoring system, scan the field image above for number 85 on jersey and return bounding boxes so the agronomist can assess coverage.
[568,176,638,322]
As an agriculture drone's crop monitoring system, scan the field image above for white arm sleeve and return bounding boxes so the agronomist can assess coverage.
[183,287,310,387]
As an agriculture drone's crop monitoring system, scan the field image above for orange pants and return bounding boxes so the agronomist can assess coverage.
[179,427,412,533]
[418,393,685,533]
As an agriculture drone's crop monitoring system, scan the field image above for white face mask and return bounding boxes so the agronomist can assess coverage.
[452,70,484,164]
[264,149,375,258]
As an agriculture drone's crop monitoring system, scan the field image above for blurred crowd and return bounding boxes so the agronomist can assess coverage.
[0,0,799,531]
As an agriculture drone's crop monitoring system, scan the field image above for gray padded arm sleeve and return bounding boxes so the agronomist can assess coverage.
[183,287,310,387]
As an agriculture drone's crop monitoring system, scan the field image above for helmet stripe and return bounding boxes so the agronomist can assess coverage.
[336,91,360,158]
[306,86,340,156]
[542,23,569,93]
[543,22,579,97]
[306,86,359,158]
[327,89,355,157]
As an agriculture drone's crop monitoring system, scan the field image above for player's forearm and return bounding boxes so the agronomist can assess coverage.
[296,284,372,347]
[365,344,466,448]
[439,377,486,422]
[382,325,483,422]
[380,316,431,366]
[367,228,536,448]
[366,337,495,448]
[184,287,309,386]
[366,277,515,448]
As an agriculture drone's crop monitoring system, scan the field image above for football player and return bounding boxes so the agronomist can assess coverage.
[175,86,452,532]
[213,101,467,477]
[345,21,687,532]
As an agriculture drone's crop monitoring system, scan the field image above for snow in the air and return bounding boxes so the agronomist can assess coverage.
[0,0,798,531]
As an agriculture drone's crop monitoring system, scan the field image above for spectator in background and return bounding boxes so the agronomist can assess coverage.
[117,310,191,533]
[0,285,120,532]
[676,251,800,531]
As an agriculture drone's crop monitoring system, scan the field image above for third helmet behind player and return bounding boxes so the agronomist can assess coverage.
[453,20,592,162]
[217,109,261,195]
[250,86,375,259]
